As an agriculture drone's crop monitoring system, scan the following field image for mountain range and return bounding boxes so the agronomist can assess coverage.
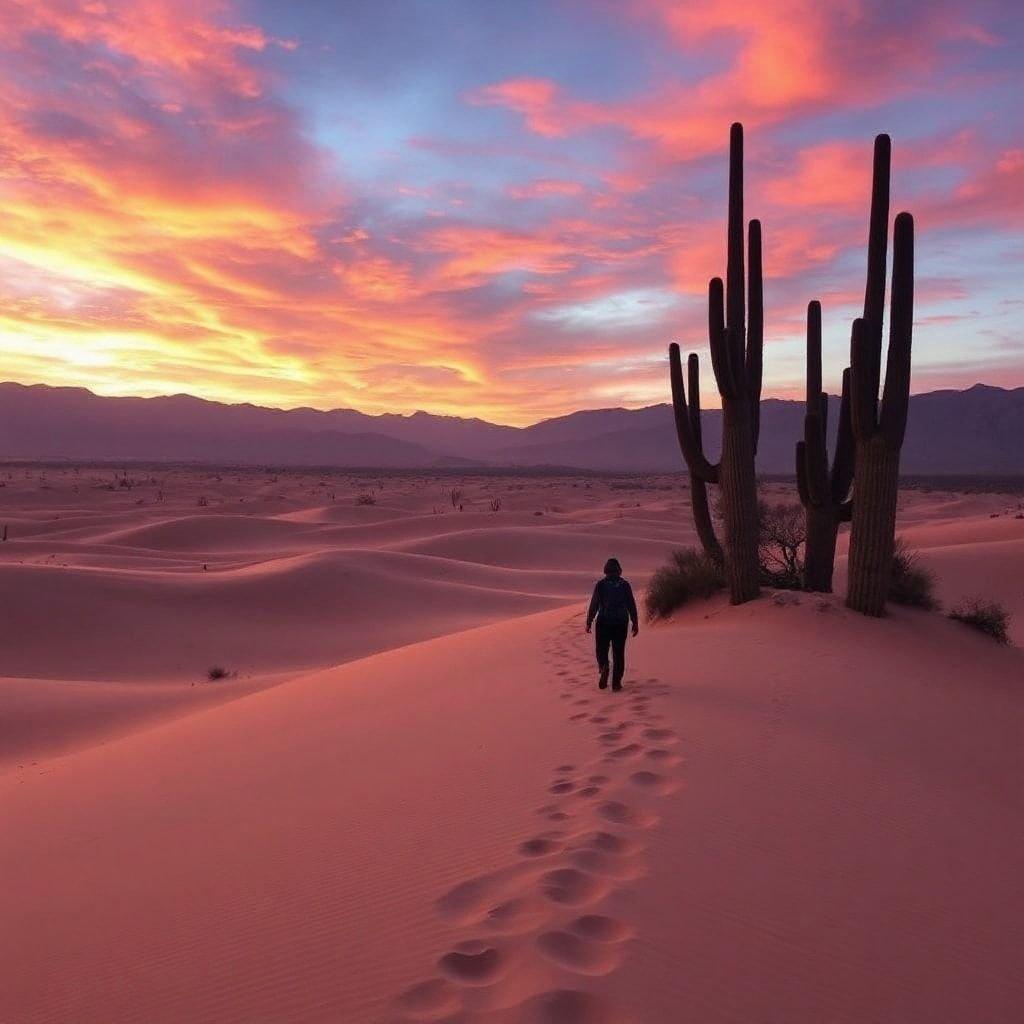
[1,381,1021,475]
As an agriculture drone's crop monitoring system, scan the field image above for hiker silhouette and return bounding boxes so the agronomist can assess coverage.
[585,558,638,691]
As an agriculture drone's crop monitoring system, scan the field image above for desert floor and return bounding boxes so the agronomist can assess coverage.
[1,465,1022,1023]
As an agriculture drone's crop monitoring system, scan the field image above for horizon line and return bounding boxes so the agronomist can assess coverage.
[0,378,1014,432]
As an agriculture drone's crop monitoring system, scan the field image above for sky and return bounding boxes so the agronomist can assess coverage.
[0,0,1022,425]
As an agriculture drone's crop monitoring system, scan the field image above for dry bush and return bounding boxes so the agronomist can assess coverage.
[949,599,1011,644]
[888,538,939,610]
[757,501,805,590]
[713,496,806,590]
[355,491,377,506]
[645,549,725,621]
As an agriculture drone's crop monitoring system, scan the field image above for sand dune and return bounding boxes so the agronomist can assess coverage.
[1,467,1021,1022]
[2,597,1020,1022]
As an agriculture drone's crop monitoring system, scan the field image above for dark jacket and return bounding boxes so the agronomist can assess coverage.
[587,575,638,629]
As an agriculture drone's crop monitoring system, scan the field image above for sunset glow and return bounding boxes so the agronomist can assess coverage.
[1,0,1022,423]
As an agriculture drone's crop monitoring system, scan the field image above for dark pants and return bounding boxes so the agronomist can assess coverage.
[595,618,628,685]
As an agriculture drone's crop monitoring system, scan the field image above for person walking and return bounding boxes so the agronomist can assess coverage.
[585,558,638,691]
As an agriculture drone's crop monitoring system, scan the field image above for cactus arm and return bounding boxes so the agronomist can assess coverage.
[849,318,878,442]
[880,212,915,448]
[688,354,725,565]
[687,353,707,444]
[830,367,856,504]
[746,218,764,448]
[669,343,720,483]
[706,277,737,400]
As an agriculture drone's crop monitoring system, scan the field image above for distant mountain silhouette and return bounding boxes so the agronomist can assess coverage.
[1,381,1021,474]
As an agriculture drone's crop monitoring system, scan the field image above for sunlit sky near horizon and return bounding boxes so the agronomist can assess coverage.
[1,0,1022,425]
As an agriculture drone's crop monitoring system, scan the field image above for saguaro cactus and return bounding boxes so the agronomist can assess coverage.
[795,300,854,591]
[845,134,915,616]
[669,122,762,604]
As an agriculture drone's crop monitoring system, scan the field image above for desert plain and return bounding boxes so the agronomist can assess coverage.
[1,464,1022,1023]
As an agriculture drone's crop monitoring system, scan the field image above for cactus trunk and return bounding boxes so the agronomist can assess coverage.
[720,398,760,603]
[804,507,838,592]
[846,438,900,615]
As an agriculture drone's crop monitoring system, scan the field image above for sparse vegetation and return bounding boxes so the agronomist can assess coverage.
[489,497,502,512]
[949,599,1011,644]
[207,665,232,681]
[888,539,939,610]
[645,548,725,621]
[757,501,806,590]
[355,491,377,506]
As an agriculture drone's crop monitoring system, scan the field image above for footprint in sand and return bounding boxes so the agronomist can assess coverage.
[628,770,678,795]
[605,742,643,760]
[395,976,460,1018]
[597,800,658,828]
[437,863,540,924]
[534,930,620,976]
[481,896,547,935]
[645,747,682,766]
[515,987,620,1024]
[539,867,610,906]
[568,914,636,943]
[576,831,642,857]
[437,942,506,986]
[567,848,641,880]
[642,726,677,743]
[519,836,563,857]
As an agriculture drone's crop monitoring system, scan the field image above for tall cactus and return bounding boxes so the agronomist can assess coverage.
[795,300,854,591]
[669,122,762,605]
[845,134,915,616]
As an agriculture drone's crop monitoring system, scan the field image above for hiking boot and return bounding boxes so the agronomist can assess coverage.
[611,679,623,692]
[598,666,609,689]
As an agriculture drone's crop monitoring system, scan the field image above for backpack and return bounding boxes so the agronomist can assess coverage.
[598,577,630,624]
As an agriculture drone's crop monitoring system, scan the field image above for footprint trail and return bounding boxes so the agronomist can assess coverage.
[389,612,685,1022]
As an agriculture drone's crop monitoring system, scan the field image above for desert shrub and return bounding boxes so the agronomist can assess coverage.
[888,538,939,609]
[489,497,502,512]
[207,665,231,681]
[713,496,806,590]
[645,548,725,621]
[355,491,376,506]
[949,599,1011,644]
[757,501,805,590]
